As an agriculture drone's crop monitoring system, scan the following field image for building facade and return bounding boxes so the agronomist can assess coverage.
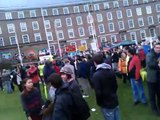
[0,0,160,61]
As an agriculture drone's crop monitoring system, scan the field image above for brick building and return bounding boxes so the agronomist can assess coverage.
[0,0,160,61]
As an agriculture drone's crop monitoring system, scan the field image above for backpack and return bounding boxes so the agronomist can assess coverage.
[66,90,90,120]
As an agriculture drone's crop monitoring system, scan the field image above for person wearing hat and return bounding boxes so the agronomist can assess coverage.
[60,66,81,97]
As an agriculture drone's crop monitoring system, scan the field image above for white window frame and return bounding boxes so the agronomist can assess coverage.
[7,24,15,33]
[50,43,56,54]
[46,32,53,41]
[148,16,154,25]
[63,7,69,14]
[101,37,107,43]
[146,6,152,14]
[66,18,72,26]
[9,36,17,45]
[44,20,51,29]
[98,24,105,34]
[52,8,59,15]
[133,0,139,5]
[76,16,83,25]
[136,8,142,16]
[68,29,75,38]
[20,22,27,32]
[54,19,62,28]
[78,27,85,37]
[41,9,48,16]
[0,37,4,46]
[97,14,103,22]
[87,14,93,24]
[104,2,110,9]
[5,12,12,19]
[0,27,2,34]
[84,4,89,12]
[22,34,30,43]
[128,19,134,28]
[120,34,127,41]
[123,0,129,7]
[113,1,119,8]
[18,11,24,18]
[111,35,117,43]
[157,14,160,23]
[140,30,146,39]
[118,21,124,30]
[149,28,156,38]
[156,4,160,12]
[32,21,39,30]
[130,32,137,40]
[34,33,42,42]
[116,10,123,19]
[138,18,144,27]
[107,12,113,21]
[88,26,94,35]
[30,10,36,17]
[108,23,115,32]
[94,4,100,11]
[126,9,132,17]
[74,6,80,13]
[143,0,148,3]
[57,30,64,40]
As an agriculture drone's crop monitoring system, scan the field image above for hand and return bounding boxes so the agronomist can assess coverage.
[28,116,32,120]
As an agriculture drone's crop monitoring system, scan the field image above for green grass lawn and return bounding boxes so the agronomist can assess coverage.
[0,79,160,120]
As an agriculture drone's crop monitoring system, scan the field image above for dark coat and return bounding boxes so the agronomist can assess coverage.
[92,63,119,109]
[43,63,55,82]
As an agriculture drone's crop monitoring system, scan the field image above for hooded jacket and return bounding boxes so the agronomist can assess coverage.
[92,63,118,109]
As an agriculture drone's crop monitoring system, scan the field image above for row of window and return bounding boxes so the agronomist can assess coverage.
[0,28,156,47]
[4,1,160,20]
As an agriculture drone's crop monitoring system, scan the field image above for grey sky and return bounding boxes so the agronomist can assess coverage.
[0,0,95,9]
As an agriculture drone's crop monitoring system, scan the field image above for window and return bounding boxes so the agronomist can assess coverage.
[22,34,29,43]
[146,6,152,14]
[140,30,146,39]
[107,12,113,20]
[118,21,124,30]
[108,23,115,32]
[0,37,4,46]
[138,18,144,27]
[148,16,154,25]
[130,32,137,40]
[128,19,134,28]
[87,14,93,24]
[136,8,142,16]
[32,21,39,30]
[156,4,160,12]
[113,1,119,8]
[5,12,12,19]
[44,20,51,29]
[41,9,48,16]
[104,2,110,9]
[97,14,103,22]
[101,37,106,43]
[78,27,85,36]
[7,24,15,33]
[88,26,94,35]
[149,28,156,38]
[116,10,123,19]
[50,43,55,54]
[54,19,62,28]
[57,30,64,40]
[20,22,27,32]
[68,29,75,38]
[52,8,59,15]
[18,11,24,18]
[123,0,129,6]
[76,16,83,25]
[94,4,99,11]
[120,34,127,41]
[34,33,42,42]
[63,7,69,14]
[143,0,148,3]
[98,24,105,34]
[81,40,87,46]
[0,27,2,34]
[157,15,160,23]
[74,6,80,13]
[133,0,138,5]
[84,4,89,12]
[111,35,117,43]
[10,36,16,45]
[126,9,132,17]
[46,32,53,41]
[66,18,72,26]
[30,10,36,17]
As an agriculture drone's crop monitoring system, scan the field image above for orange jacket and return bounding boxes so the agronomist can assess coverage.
[118,58,127,74]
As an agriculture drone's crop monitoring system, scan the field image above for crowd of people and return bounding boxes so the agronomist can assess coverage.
[0,41,160,120]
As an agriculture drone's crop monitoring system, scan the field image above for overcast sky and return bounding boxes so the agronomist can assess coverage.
[0,0,94,9]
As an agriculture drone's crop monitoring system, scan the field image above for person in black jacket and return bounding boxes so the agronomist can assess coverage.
[92,53,120,120]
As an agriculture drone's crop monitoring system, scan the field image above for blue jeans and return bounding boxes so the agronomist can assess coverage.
[130,78,147,103]
[5,81,12,93]
[101,106,120,120]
